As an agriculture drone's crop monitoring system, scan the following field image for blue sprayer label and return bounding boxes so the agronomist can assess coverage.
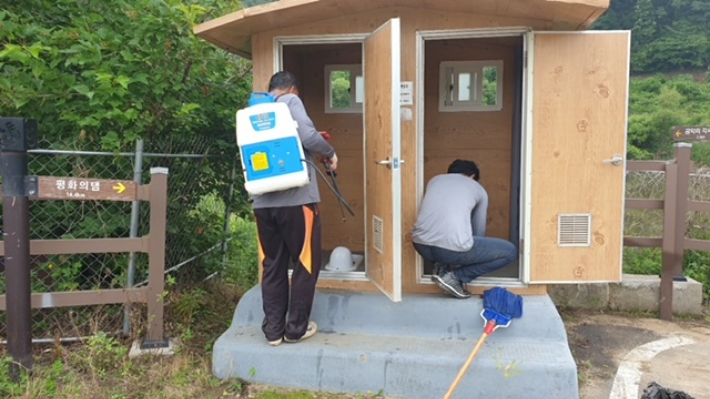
[250,112,276,131]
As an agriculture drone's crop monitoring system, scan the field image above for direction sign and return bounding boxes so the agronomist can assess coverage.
[28,176,138,201]
[671,126,710,142]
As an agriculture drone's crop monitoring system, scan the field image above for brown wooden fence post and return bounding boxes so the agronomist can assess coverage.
[660,163,678,320]
[660,143,692,320]
[673,143,692,279]
[144,167,168,347]
[0,117,36,380]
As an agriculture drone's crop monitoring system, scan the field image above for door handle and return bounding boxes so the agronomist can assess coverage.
[603,154,624,166]
[375,157,405,169]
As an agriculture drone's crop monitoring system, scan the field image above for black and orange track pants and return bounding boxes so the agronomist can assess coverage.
[254,203,321,342]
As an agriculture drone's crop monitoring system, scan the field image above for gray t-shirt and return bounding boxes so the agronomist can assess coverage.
[411,174,488,252]
[251,93,335,209]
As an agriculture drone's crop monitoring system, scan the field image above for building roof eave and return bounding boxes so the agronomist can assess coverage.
[193,0,610,58]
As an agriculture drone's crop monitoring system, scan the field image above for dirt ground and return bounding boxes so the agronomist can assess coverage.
[563,310,710,399]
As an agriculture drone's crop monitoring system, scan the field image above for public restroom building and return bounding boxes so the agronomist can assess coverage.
[195,0,630,302]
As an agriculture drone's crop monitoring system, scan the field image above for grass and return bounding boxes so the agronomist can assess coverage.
[0,280,387,399]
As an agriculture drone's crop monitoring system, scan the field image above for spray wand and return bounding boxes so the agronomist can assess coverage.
[319,131,354,221]
[323,159,348,221]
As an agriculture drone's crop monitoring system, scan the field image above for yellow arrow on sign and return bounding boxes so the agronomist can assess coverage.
[676,130,683,137]
[113,182,126,194]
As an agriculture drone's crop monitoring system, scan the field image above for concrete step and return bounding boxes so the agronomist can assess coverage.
[213,286,579,399]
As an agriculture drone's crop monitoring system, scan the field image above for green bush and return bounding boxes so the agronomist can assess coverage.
[684,251,710,298]
[623,248,662,276]
[224,216,259,290]
[627,74,710,162]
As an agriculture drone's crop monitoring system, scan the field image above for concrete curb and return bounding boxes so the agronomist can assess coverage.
[548,274,704,315]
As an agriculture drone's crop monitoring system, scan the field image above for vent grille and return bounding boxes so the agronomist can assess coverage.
[373,215,384,254]
[558,214,592,247]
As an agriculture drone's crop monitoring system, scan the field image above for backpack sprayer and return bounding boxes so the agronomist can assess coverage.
[236,92,354,220]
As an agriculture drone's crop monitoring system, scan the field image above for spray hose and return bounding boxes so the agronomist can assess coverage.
[302,159,355,219]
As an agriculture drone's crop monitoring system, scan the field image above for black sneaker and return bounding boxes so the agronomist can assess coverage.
[433,271,471,299]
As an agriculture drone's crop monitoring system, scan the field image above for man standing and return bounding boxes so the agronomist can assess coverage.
[252,71,338,345]
[412,160,517,299]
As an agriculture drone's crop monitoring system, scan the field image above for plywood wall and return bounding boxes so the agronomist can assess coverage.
[423,37,519,241]
[283,43,365,253]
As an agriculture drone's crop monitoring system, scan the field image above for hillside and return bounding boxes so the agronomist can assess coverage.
[592,0,710,75]
[588,1,710,163]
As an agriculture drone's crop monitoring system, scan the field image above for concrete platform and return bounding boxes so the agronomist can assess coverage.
[213,286,578,399]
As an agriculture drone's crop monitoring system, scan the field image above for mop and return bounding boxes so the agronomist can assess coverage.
[443,287,524,399]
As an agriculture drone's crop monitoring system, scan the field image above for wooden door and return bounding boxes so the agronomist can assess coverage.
[364,18,402,301]
[526,31,630,283]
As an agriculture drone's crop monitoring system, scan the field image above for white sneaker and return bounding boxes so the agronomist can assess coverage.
[284,321,317,343]
[268,337,283,346]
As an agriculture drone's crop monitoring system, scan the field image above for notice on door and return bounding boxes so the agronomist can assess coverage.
[400,81,413,106]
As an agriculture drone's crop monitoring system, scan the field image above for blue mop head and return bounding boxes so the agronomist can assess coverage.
[481,287,523,330]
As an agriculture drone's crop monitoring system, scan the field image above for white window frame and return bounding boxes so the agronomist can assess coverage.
[438,60,504,112]
[324,64,363,114]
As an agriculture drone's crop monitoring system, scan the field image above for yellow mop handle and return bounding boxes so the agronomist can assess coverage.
[443,329,492,399]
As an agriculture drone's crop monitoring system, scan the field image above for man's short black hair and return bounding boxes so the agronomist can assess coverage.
[268,71,300,92]
[447,159,480,180]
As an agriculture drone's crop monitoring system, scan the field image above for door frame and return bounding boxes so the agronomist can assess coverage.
[415,27,530,288]
[276,33,408,289]
[275,35,369,282]
[274,34,368,74]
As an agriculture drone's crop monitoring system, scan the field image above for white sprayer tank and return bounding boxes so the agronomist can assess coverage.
[236,100,309,195]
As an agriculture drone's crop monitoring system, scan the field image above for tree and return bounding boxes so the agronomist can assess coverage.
[0,0,255,287]
[594,0,710,73]
[632,0,658,47]
[591,0,637,31]
[0,0,249,151]
[331,71,351,109]
[627,74,710,162]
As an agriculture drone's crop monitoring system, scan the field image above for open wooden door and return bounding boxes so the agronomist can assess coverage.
[364,18,402,301]
[524,31,630,283]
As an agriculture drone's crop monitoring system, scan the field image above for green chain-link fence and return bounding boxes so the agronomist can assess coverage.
[0,135,242,341]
